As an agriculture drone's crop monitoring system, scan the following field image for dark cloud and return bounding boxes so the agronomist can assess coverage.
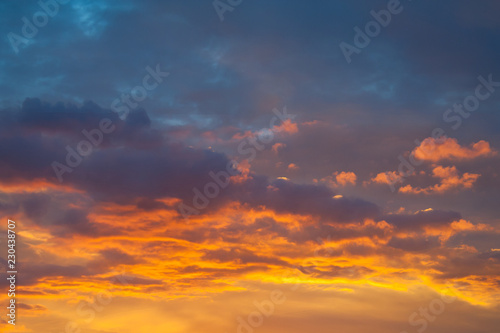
[387,236,442,252]
[105,274,163,286]
[433,253,500,280]
[383,209,462,231]
[223,177,381,224]
[0,99,385,227]
[202,247,290,267]
[18,303,47,311]
[297,264,374,280]
[12,263,89,286]
[89,248,140,271]
[446,230,500,253]
[288,222,389,245]
[1,191,108,237]
[178,265,270,277]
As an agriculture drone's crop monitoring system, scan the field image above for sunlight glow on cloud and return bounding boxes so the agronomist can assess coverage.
[413,137,496,162]
[399,166,480,194]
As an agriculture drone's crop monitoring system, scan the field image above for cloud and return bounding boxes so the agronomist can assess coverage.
[335,171,357,186]
[387,236,442,252]
[367,171,402,186]
[412,137,495,162]
[242,178,380,223]
[0,99,385,234]
[316,171,357,188]
[89,248,140,270]
[202,248,290,267]
[273,119,299,135]
[231,118,298,141]
[383,209,462,231]
[105,274,163,286]
[17,303,48,313]
[297,264,374,279]
[14,264,89,286]
[399,166,480,194]
[272,143,286,154]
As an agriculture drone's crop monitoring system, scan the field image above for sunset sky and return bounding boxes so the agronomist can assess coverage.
[1,1,500,332]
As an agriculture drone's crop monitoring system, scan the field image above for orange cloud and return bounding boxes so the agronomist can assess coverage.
[0,178,84,194]
[231,159,252,183]
[367,171,402,186]
[399,166,480,194]
[335,171,357,186]
[318,171,357,187]
[450,219,491,232]
[6,194,500,333]
[412,137,495,162]
[301,120,323,126]
[3,171,500,333]
[273,118,298,135]
[272,143,286,154]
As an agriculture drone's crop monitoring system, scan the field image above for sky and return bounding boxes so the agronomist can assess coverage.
[0,0,500,332]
